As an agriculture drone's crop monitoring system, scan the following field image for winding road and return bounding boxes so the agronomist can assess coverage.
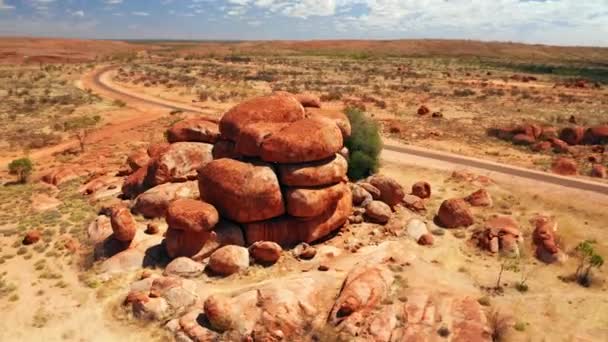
[89,66,608,200]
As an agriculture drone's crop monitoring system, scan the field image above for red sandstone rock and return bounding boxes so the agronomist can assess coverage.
[465,189,493,207]
[166,117,220,144]
[417,105,430,115]
[249,241,282,265]
[150,142,213,185]
[411,181,431,199]
[166,199,219,233]
[367,174,405,207]
[278,154,347,187]
[234,122,288,157]
[560,126,585,145]
[110,206,137,242]
[294,93,321,108]
[285,182,347,218]
[23,230,41,245]
[551,157,578,175]
[437,198,474,228]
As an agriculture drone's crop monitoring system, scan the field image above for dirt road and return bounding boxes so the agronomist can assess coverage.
[88,66,608,201]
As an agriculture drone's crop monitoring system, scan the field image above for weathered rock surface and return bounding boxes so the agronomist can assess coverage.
[364,200,392,224]
[406,219,429,241]
[165,220,245,260]
[285,182,347,218]
[295,93,321,108]
[164,257,205,278]
[560,126,585,145]
[351,183,373,207]
[166,117,220,144]
[411,181,431,199]
[198,159,284,223]
[211,139,239,159]
[126,148,150,173]
[234,122,288,157]
[166,199,219,233]
[42,167,78,186]
[249,241,282,265]
[133,181,199,218]
[533,218,562,264]
[260,117,343,163]
[208,245,250,276]
[151,142,213,185]
[219,94,305,141]
[306,108,352,139]
[244,187,352,246]
[278,154,347,187]
[437,198,474,228]
[465,189,493,207]
[367,174,405,207]
[110,206,137,242]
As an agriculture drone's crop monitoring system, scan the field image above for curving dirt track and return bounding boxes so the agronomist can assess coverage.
[88,66,608,201]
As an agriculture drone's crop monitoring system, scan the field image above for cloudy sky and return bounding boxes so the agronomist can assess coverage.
[0,0,606,46]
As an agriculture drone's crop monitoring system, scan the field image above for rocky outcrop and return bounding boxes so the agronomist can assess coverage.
[285,182,347,218]
[219,94,305,141]
[532,217,563,263]
[150,142,213,185]
[437,198,474,228]
[473,216,522,255]
[260,117,343,163]
[166,117,220,144]
[278,154,347,187]
[198,159,284,223]
[132,181,199,218]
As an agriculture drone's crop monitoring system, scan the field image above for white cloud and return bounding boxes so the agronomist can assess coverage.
[105,0,123,4]
[132,11,150,16]
[0,0,14,10]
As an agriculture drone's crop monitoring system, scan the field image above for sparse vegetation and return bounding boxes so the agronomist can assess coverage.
[344,108,382,180]
[574,240,605,287]
[8,157,34,183]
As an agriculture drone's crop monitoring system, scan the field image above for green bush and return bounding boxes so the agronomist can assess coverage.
[8,157,33,183]
[344,108,382,180]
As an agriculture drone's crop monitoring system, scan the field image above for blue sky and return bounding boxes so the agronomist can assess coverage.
[0,1,606,46]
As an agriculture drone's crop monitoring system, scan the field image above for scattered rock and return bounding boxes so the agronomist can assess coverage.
[465,189,493,207]
[403,194,426,212]
[208,245,250,276]
[551,157,578,176]
[249,241,282,265]
[164,257,205,278]
[367,174,405,207]
[23,230,41,245]
[350,183,373,207]
[110,206,137,242]
[145,223,160,235]
[437,199,474,228]
[512,133,535,146]
[293,242,317,260]
[406,219,428,241]
[418,233,434,246]
[531,141,552,152]
[417,105,430,115]
[411,181,431,199]
[364,201,392,224]
[358,182,381,200]
[549,138,570,153]
[533,218,562,264]
[560,126,585,145]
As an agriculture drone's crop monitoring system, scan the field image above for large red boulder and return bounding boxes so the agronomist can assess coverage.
[560,126,585,145]
[151,142,214,185]
[551,157,578,175]
[284,182,347,218]
[437,198,474,228]
[219,94,305,141]
[198,159,284,223]
[165,220,244,260]
[278,154,347,187]
[166,199,219,233]
[110,206,137,242]
[260,117,343,163]
[295,93,321,108]
[306,108,352,139]
[166,117,220,144]
[234,122,288,157]
[244,188,352,246]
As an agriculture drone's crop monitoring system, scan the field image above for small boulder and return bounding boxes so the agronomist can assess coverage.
[464,189,493,207]
[110,206,137,242]
[512,133,535,146]
[249,241,282,265]
[351,183,373,207]
[560,126,585,145]
[411,181,431,199]
[406,219,428,241]
[403,194,426,212]
[418,234,434,246]
[358,182,381,200]
[367,175,405,207]
[166,199,219,233]
[208,245,250,276]
[417,105,430,115]
[531,141,552,152]
[365,201,392,224]
[145,223,160,235]
[293,242,317,260]
[552,157,578,176]
[23,230,41,245]
[41,167,78,186]
[549,138,570,153]
[164,257,205,278]
[437,199,474,228]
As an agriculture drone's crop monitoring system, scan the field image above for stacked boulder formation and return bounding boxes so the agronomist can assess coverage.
[198,93,353,246]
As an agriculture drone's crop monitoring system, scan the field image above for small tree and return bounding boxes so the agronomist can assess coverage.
[575,241,604,287]
[495,257,519,290]
[63,115,101,153]
[8,157,34,183]
[344,108,383,180]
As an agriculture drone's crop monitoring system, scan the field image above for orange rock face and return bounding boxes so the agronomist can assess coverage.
[219,94,305,141]
[166,199,219,233]
[306,108,352,139]
[294,93,321,108]
[284,182,347,218]
[198,159,285,223]
[278,154,347,187]
[110,206,137,242]
[437,198,474,228]
[260,117,343,163]
[166,117,220,144]
[165,228,211,259]
[151,142,214,185]
[234,122,288,157]
[244,187,352,246]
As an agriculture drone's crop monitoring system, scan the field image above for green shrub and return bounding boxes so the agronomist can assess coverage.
[8,157,34,183]
[344,108,382,180]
